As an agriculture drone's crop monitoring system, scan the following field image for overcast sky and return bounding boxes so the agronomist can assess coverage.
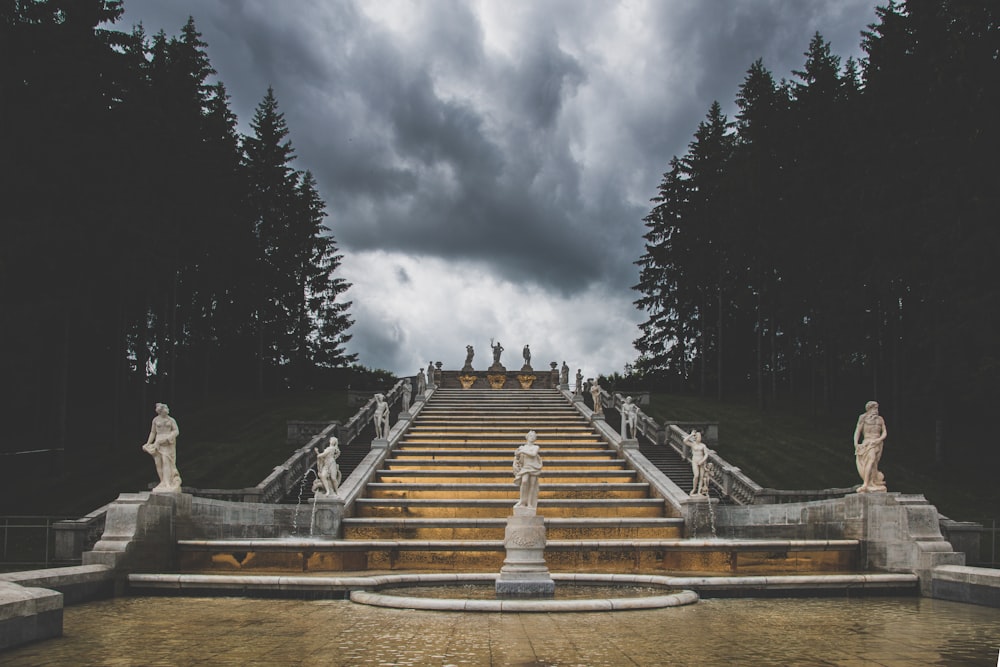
[118,0,878,377]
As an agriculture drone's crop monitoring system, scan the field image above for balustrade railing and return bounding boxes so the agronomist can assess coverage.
[202,378,410,504]
[53,379,414,557]
[606,390,762,505]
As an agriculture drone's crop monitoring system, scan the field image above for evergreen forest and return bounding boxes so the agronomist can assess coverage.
[1,1,357,456]
[634,1,1000,462]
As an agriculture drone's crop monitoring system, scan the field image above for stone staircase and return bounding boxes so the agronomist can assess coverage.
[344,388,682,545]
[177,387,861,575]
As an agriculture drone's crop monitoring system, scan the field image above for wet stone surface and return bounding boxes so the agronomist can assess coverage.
[3,595,1000,666]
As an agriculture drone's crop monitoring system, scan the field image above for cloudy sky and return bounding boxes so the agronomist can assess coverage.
[119,0,877,377]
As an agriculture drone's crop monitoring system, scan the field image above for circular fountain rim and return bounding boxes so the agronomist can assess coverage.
[348,573,700,612]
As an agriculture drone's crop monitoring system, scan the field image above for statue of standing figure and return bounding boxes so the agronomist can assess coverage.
[685,430,711,496]
[142,403,182,493]
[416,368,427,395]
[373,393,390,440]
[427,361,435,385]
[513,430,543,510]
[590,379,603,415]
[400,379,411,413]
[522,344,531,367]
[575,369,583,396]
[560,362,569,385]
[313,437,342,496]
[464,344,475,370]
[621,396,639,439]
[853,401,888,492]
[491,339,504,366]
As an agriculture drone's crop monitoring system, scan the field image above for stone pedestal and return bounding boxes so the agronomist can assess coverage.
[396,411,411,424]
[496,508,554,598]
[620,438,639,450]
[590,412,605,423]
[371,438,389,449]
[309,496,345,537]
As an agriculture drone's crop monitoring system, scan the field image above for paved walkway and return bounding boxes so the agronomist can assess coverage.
[4,595,1000,666]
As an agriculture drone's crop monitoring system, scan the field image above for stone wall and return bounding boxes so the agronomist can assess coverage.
[715,492,965,594]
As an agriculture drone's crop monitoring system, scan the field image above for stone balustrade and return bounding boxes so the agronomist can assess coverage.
[55,379,414,558]
[604,390,762,505]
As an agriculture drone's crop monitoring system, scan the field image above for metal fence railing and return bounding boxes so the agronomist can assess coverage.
[0,515,74,570]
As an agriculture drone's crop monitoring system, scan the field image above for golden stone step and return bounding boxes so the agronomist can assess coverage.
[365,483,651,500]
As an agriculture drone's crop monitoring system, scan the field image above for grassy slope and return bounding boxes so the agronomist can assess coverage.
[4,391,353,516]
[8,389,996,523]
[644,393,1000,522]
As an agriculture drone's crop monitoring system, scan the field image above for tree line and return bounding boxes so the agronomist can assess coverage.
[633,1,999,454]
[1,1,356,454]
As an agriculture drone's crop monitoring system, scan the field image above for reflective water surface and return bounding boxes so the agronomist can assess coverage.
[4,595,999,666]
[386,583,675,599]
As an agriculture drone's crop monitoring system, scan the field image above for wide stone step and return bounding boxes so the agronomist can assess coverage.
[341,517,684,540]
[131,571,919,599]
[396,440,604,448]
[391,449,616,460]
[405,427,596,435]
[353,498,665,518]
[376,470,637,484]
[175,538,861,574]
[382,458,629,471]
[365,483,651,500]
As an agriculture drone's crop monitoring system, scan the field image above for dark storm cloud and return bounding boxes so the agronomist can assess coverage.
[117,0,878,372]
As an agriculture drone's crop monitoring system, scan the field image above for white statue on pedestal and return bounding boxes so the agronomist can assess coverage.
[400,379,411,412]
[513,430,543,510]
[416,369,426,395]
[575,369,583,396]
[313,437,341,496]
[142,403,182,493]
[590,379,603,415]
[560,362,569,385]
[853,400,888,493]
[373,393,389,440]
[685,430,711,496]
[621,396,638,439]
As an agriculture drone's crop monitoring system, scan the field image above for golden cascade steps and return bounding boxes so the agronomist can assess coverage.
[178,387,861,575]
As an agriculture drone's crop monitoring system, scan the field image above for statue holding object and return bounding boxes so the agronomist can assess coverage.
[313,437,342,497]
[142,403,182,493]
[513,430,543,510]
[853,401,888,493]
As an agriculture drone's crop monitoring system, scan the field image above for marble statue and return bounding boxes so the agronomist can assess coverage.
[853,400,888,493]
[142,402,182,493]
[513,430,543,510]
[685,430,710,496]
[313,437,341,496]
[373,393,390,440]
[491,338,504,366]
[590,379,603,415]
[522,344,531,366]
[621,396,639,439]
[416,368,426,395]
[427,361,435,384]
[464,344,475,368]
[575,369,583,396]
[560,362,569,385]
[400,379,411,412]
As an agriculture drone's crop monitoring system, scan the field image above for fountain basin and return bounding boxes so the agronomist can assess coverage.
[348,572,698,612]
